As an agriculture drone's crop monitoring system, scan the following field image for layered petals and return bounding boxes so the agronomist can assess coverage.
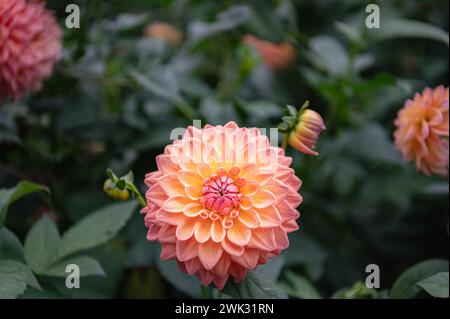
[142,121,302,289]
[394,86,449,176]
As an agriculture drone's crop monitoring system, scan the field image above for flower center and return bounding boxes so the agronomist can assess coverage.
[200,172,241,216]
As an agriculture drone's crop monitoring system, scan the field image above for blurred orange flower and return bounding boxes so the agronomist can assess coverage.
[242,34,296,71]
[0,0,61,100]
[394,86,449,176]
[144,21,183,46]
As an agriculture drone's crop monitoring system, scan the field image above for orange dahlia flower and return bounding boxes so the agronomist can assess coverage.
[394,86,449,176]
[243,34,296,71]
[142,122,302,289]
[0,0,62,100]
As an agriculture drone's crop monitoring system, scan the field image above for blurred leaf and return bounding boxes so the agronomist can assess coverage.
[335,21,363,45]
[348,123,403,164]
[0,260,41,299]
[0,129,20,144]
[103,13,149,33]
[156,258,201,298]
[416,272,449,298]
[256,257,284,283]
[223,271,288,299]
[0,181,50,226]
[374,19,449,46]
[188,5,252,42]
[279,271,322,299]
[307,35,349,75]
[0,227,24,261]
[282,233,326,280]
[390,259,449,298]
[56,201,138,260]
[44,256,105,278]
[199,96,239,125]
[423,183,449,195]
[24,216,60,274]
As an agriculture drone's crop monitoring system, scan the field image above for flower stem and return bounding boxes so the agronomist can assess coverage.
[201,285,210,299]
[281,133,289,150]
[125,181,146,208]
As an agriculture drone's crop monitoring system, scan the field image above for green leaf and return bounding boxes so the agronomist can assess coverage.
[56,201,138,260]
[0,260,42,298]
[279,271,322,299]
[24,216,60,274]
[0,227,24,261]
[374,19,449,46]
[156,258,201,298]
[43,256,105,278]
[391,259,449,298]
[307,35,349,75]
[416,272,449,298]
[223,271,288,299]
[0,181,50,226]
[188,5,252,42]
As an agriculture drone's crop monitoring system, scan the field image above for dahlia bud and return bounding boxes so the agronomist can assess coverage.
[103,169,146,207]
[279,102,326,156]
[0,0,62,100]
[144,21,183,46]
[103,179,131,201]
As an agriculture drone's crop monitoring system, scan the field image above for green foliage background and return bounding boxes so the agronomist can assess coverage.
[0,0,448,299]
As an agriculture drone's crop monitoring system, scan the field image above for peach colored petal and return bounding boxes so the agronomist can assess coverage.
[198,240,223,270]
[162,196,191,213]
[252,189,276,208]
[176,219,196,240]
[227,220,251,246]
[238,210,261,229]
[194,219,212,243]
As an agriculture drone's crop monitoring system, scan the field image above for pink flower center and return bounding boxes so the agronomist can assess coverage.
[200,172,241,216]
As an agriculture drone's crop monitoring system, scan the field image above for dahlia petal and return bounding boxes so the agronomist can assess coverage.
[252,189,276,208]
[283,219,300,233]
[177,170,203,188]
[196,163,212,178]
[257,206,282,227]
[160,243,176,260]
[213,276,230,290]
[273,227,289,250]
[158,173,185,197]
[176,219,196,240]
[231,248,260,269]
[194,219,212,243]
[176,239,198,261]
[184,258,202,275]
[156,210,184,226]
[198,240,223,270]
[185,185,202,199]
[211,219,226,243]
[221,239,244,256]
[227,220,251,246]
[182,202,203,217]
[162,196,191,213]
[238,209,261,229]
[240,181,260,196]
[248,228,276,251]
[212,254,232,278]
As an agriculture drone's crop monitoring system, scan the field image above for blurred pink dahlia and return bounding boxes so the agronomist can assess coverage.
[142,122,302,289]
[243,34,296,71]
[0,0,62,100]
[394,86,449,176]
